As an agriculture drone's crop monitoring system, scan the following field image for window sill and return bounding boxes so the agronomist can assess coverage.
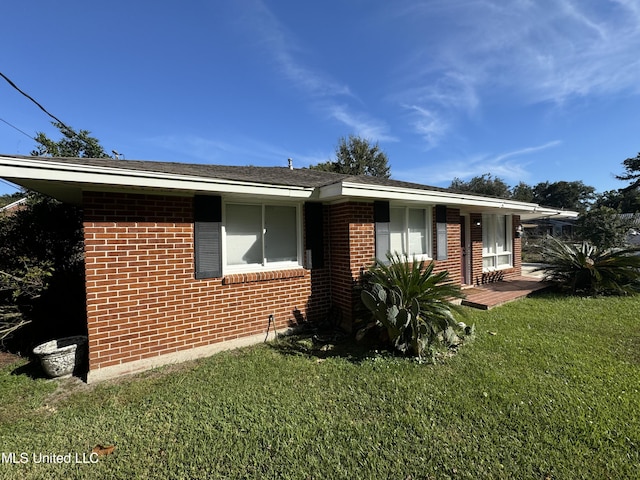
[482,265,513,273]
[222,268,308,285]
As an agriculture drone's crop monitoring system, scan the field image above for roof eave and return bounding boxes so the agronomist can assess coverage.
[0,157,314,201]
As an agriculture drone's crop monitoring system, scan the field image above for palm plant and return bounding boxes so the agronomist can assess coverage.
[361,253,465,358]
[534,236,640,295]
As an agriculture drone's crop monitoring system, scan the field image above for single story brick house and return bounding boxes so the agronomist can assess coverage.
[0,154,577,382]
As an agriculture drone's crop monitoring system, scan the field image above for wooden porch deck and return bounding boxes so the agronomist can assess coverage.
[461,276,549,310]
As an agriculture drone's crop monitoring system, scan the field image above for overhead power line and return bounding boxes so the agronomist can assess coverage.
[0,117,35,141]
[0,71,73,134]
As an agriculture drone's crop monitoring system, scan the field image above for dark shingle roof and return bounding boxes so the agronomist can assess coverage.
[12,154,456,193]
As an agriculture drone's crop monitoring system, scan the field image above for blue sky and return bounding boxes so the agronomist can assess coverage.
[2,0,640,196]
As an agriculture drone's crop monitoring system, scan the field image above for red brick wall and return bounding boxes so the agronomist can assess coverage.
[82,191,523,375]
[83,192,322,372]
[327,202,375,325]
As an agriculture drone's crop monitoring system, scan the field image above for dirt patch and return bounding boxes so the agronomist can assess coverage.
[0,350,22,369]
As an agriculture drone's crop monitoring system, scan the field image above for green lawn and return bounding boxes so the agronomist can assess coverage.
[1,293,639,479]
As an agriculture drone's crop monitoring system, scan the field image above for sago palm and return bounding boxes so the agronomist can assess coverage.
[361,252,465,357]
[534,236,640,295]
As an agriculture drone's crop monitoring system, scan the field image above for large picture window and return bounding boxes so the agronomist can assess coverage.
[225,203,299,270]
[482,214,512,270]
[382,206,432,259]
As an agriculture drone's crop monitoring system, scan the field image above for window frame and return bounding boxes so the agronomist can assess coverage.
[482,214,513,271]
[221,200,303,274]
[385,205,433,261]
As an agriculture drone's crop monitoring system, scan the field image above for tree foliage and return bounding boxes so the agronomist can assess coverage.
[0,192,24,208]
[31,121,110,158]
[531,180,595,212]
[615,152,640,192]
[594,188,640,213]
[450,173,511,198]
[311,135,391,178]
[511,181,534,203]
[1,123,97,348]
[575,206,636,250]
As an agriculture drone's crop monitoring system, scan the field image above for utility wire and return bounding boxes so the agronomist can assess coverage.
[0,117,35,141]
[0,71,73,134]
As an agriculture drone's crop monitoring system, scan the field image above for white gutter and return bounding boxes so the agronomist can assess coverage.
[0,157,313,199]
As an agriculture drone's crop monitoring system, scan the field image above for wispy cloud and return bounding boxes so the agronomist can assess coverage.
[326,104,397,142]
[393,140,562,186]
[241,0,395,142]
[402,105,448,148]
[245,0,351,99]
[388,0,640,145]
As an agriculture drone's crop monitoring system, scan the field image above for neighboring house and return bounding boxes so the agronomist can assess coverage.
[620,213,640,245]
[523,217,575,238]
[0,154,578,382]
[0,196,27,216]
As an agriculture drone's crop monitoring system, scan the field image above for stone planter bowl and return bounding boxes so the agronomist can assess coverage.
[33,336,87,378]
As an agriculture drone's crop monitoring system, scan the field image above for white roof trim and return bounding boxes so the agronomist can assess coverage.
[321,181,578,218]
[0,157,313,199]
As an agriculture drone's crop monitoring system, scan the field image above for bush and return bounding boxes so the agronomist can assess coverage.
[534,236,640,296]
[360,253,466,359]
[0,259,53,340]
[0,193,86,349]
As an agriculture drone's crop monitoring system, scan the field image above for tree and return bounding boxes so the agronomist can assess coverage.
[511,182,534,203]
[532,180,595,212]
[311,135,391,178]
[1,123,103,349]
[31,121,110,158]
[449,173,511,198]
[616,152,640,191]
[575,206,636,250]
[594,189,640,213]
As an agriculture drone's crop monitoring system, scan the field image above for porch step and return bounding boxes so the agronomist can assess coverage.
[461,276,549,310]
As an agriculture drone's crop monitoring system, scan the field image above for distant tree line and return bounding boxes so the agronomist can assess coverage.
[448,154,640,215]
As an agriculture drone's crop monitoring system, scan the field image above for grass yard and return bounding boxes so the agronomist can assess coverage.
[0,293,639,479]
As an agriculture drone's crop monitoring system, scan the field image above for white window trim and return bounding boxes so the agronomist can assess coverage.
[482,214,513,272]
[221,200,303,274]
[388,205,433,261]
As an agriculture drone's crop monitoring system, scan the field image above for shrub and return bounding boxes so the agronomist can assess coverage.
[1,259,53,340]
[360,253,466,359]
[0,192,86,348]
[534,236,640,296]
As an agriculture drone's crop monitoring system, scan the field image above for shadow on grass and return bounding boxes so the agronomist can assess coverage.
[11,358,50,380]
[268,324,395,364]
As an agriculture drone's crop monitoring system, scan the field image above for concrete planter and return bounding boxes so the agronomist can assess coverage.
[33,336,87,378]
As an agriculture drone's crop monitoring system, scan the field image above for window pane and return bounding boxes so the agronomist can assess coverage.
[497,254,511,267]
[408,208,426,255]
[482,215,495,255]
[483,256,495,269]
[226,204,262,265]
[389,208,406,255]
[496,215,506,253]
[265,206,297,262]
